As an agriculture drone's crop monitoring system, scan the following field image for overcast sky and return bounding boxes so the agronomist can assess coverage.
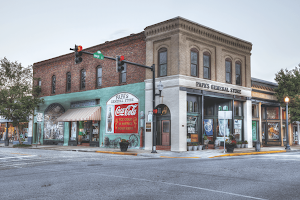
[1,0,299,83]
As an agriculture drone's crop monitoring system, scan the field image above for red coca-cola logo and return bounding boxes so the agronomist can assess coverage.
[115,104,138,116]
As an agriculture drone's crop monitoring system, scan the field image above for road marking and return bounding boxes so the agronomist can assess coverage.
[11,153,31,155]
[95,174,267,200]
[160,156,200,159]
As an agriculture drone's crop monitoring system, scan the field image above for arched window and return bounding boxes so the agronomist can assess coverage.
[80,69,86,90]
[52,75,56,94]
[96,66,102,87]
[203,52,211,79]
[225,58,232,84]
[66,72,71,92]
[235,61,241,85]
[158,48,167,77]
[190,49,198,77]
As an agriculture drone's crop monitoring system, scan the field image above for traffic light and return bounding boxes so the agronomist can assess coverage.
[75,45,83,64]
[153,108,161,115]
[116,55,125,72]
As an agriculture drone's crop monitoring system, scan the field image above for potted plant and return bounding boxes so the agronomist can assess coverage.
[236,141,242,148]
[187,143,193,151]
[119,139,129,152]
[244,140,248,148]
[225,136,236,153]
[197,143,203,150]
[203,135,209,149]
[192,143,198,151]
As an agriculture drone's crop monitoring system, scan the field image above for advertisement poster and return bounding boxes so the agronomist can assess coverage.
[219,119,229,137]
[252,121,257,141]
[106,93,139,134]
[204,119,213,136]
[187,116,197,134]
[191,134,198,142]
[268,122,279,139]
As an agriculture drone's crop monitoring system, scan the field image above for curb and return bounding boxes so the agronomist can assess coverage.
[209,150,287,158]
[95,151,138,156]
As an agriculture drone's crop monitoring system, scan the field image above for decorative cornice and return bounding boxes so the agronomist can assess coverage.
[144,17,252,52]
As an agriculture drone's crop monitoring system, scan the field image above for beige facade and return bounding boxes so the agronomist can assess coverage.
[145,17,252,88]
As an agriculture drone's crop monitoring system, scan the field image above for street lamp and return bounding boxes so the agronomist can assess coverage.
[284,96,291,150]
[157,81,164,97]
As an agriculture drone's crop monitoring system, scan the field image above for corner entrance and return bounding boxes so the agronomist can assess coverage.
[155,104,171,150]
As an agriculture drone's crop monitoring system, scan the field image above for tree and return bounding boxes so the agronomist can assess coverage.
[0,57,43,144]
[274,64,300,123]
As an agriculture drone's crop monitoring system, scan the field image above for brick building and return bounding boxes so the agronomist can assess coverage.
[32,17,296,150]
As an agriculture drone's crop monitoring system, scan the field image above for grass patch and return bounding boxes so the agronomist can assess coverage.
[13,144,32,148]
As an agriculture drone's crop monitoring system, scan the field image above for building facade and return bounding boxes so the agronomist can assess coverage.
[33,33,146,147]
[143,17,253,151]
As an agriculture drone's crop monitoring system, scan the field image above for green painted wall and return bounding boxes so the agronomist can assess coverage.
[34,82,145,147]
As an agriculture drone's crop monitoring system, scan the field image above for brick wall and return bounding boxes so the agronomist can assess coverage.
[33,32,146,97]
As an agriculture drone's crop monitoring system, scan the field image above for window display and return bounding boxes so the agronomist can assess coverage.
[92,121,99,142]
[234,119,242,141]
[267,107,279,119]
[268,122,279,140]
[70,122,77,141]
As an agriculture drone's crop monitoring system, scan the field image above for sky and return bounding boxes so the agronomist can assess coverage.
[1,0,299,83]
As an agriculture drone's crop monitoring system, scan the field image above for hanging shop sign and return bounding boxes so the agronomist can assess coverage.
[106,93,139,134]
[196,82,241,94]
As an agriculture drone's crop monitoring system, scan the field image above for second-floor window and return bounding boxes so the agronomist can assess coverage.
[235,62,241,85]
[120,63,127,83]
[66,72,71,92]
[81,69,86,90]
[203,52,211,79]
[190,49,198,77]
[225,59,232,84]
[97,66,102,87]
[158,48,167,77]
[52,75,56,94]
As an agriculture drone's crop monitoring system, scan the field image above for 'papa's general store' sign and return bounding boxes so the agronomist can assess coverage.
[106,93,139,134]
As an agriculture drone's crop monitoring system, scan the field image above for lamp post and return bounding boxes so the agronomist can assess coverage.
[284,96,291,150]
[151,81,164,153]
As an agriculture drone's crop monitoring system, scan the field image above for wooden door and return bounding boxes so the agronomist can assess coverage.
[161,120,170,146]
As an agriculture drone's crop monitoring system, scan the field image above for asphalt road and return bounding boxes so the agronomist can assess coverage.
[0,148,299,200]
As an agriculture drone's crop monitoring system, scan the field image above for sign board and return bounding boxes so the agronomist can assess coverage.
[146,122,151,132]
[148,113,153,122]
[106,93,139,134]
[218,111,232,119]
[191,134,198,142]
[93,51,104,60]
[37,113,43,122]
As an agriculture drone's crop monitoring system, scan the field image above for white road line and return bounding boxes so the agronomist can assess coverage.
[96,174,268,200]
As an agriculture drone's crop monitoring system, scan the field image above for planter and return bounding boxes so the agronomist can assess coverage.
[226,145,235,153]
[236,144,241,148]
[187,146,193,151]
[198,145,203,150]
[119,142,129,152]
[242,144,245,148]
[193,146,198,151]
[245,144,248,148]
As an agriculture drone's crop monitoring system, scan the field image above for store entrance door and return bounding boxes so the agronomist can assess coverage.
[161,120,170,146]
[293,125,298,144]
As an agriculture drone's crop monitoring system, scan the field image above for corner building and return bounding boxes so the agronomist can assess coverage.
[144,17,253,151]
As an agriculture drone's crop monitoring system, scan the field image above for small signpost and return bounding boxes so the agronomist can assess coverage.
[93,51,104,60]
[218,110,232,153]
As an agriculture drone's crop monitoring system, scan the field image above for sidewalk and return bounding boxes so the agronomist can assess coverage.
[1,142,300,158]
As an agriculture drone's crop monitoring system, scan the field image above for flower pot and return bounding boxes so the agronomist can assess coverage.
[242,144,245,148]
[193,146,198,151]
[226,145,235,153]
[119,142,129,152]
[198,145,203,150]
[236,144,241,148]
[245,144,248,148]
[187,146,193,151]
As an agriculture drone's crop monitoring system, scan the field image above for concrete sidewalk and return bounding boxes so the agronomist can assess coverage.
[1,142,300,158]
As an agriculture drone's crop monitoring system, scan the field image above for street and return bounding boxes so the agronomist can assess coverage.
[0,148,300,200]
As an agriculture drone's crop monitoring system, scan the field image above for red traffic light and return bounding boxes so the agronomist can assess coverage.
[153,109,158,114]
[120,55,125,61]
[77,45,83,52]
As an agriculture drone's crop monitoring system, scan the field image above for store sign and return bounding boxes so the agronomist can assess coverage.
[106,93,139,134]
[196,82,241,94]
[191,134,198,142]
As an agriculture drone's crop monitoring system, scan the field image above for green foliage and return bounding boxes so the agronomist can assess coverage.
[0,57,44,143]
[274,65,300,123]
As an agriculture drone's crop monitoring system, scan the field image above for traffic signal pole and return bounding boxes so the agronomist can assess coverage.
[70,47,157,153]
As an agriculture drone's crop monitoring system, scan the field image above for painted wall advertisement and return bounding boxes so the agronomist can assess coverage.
[106,93,139,134]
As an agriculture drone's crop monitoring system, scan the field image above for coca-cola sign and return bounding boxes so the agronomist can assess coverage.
[114,103,139,134]
[106,93,139,134]
[115,104,138,116]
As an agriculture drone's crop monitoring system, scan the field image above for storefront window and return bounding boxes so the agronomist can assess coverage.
[17,123,28,142]
[282,108,286,120]
[92,121,99,142]
[217,119,230,141]
[0,123,5,141]
[79,121,91,142]
[268,122,279,140]
[262,107,266,119]
[267,107,279,119]
[70,122,77,141]
[282,123,286,141]
[234,101,242,116]
[262,122,266,139]
[234,119,242,141]
[44,103,65,140]
[252,104,259,118]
